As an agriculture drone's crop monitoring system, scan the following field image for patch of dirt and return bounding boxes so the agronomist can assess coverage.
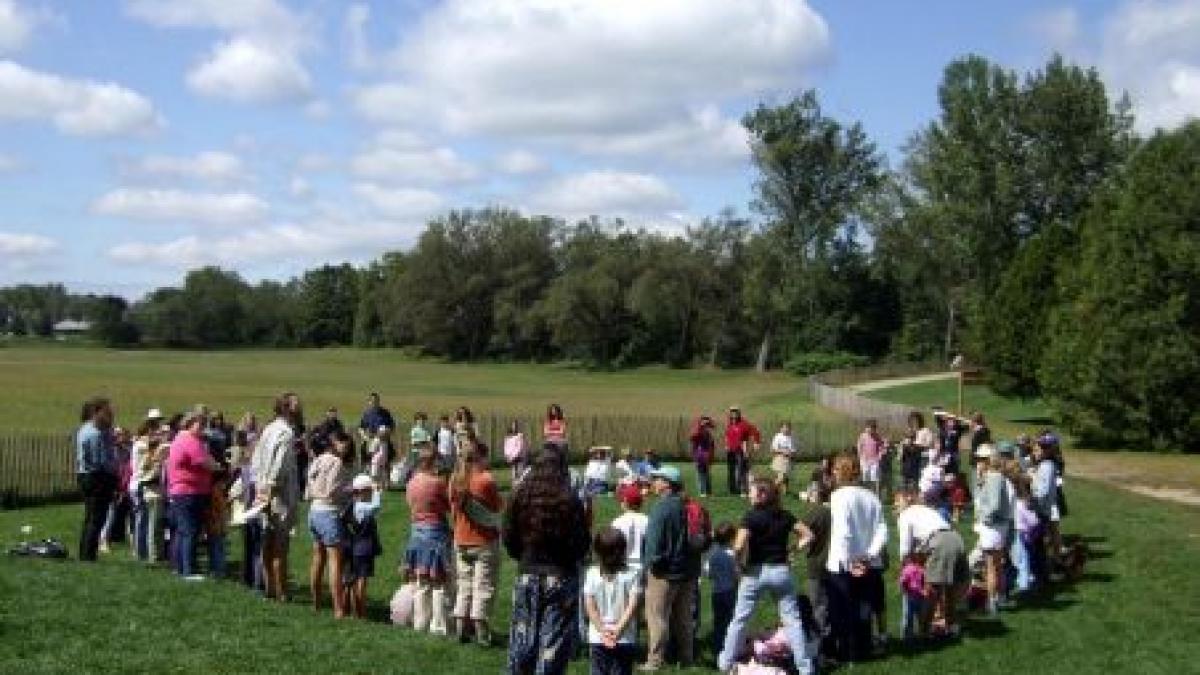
[847,372,957,393]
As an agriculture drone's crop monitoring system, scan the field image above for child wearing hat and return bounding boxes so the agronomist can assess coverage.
[342,474,383,619]
[610,482,649,578]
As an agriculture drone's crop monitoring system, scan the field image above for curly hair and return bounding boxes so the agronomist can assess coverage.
[508,452,575,551]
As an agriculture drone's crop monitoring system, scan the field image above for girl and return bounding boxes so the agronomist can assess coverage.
[130,419,157,562]
[452,407,477,471]
[306,429,352,617]
[689,415,716,498]
[404,446,453,635]
[449,432,503,644]
[406,412,432,487]
[1012,474,1041,594]
[228,430,263,590]
[236,412,260,447]
[584,446,613,497]
[584,527,642,675]
[770,421,797,492]
[855,419,885,496]
[543,403,568,455]
[136,437,167,563]
[502,420,528,482]
[343,473,382,619]
[369,426,394,490]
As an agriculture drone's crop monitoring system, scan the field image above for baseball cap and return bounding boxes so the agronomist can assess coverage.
[974,443,995,459]
[997,441,1017,456]
[616,482,643,508]
[351,474,374,491]
[146,408,163,421]
[649,465,682,486]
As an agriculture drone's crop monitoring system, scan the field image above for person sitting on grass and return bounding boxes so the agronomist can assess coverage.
[342,472,382,620]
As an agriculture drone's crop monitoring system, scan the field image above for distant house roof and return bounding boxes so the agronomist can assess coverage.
[52,320,91,333]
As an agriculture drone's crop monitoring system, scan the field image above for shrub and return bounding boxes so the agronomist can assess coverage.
[785,351,869,377]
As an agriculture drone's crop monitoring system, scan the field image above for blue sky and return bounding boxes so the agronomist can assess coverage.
[0,0,1196,297]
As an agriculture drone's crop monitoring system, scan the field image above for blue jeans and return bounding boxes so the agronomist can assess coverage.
[718,564,814,674]
[711,589,735,658]
[171,494,209,576]
[242,520,265,590]
[208,534,226,578]
[694,461,712,496]
[901,593,924,638]
[507,573,579,675]
[130,488,150,561]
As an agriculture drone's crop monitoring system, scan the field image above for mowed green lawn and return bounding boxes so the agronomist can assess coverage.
[2,462,1197,674]
[0,345,834,433]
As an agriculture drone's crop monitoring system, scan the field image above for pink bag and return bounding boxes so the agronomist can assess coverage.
[732,662,788,675]
[390,582,415,626]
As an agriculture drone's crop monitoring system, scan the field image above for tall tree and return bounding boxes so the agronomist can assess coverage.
[297,263,359,346]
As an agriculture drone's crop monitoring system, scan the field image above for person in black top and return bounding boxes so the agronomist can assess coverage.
[716,475,816,674]
[309,407,346,457]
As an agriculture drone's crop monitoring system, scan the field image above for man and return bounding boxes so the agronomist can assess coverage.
[358,392,395,448]
[309,407,345,457]
[253,392,303,602]
[724,407,753,497]
[77,397,118,562]
[893,488,967,638]
[641,466,698,671]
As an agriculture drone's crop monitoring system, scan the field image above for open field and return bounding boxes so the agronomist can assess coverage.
[0,345,834,433]
[1,463,1197,674]
[863,378,1200,496]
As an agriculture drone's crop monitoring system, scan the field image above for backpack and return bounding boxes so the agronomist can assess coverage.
[684,498,712,553]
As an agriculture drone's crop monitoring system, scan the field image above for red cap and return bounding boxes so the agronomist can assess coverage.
[617,482,643,508]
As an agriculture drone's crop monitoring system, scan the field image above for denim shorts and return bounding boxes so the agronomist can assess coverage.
[309,508,344,547]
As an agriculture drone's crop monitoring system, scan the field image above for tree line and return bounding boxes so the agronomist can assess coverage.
[3,54,1196,451]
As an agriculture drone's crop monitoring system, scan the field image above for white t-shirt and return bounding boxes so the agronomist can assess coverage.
[611,511,648,565]
[896,504,950,559]
[771,432,795,456]
[919,464,944,496]
[826,485,888,574]
[585,458,612,483]
[583,566,642,645]
[437,427,455,458]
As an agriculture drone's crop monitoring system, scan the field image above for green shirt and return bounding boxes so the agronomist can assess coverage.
[643,492,696,581]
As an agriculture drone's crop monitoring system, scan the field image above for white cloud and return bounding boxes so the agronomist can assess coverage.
[126,0,315,106]
[289,175,313,199]
[0,60,163,136]
[526,170,685,221]
[353,183,443,219]
[1096,0,1200,131]
[0,230,55,255]
[351,130,477,185]
[496,149,547,176]
[353,0,828,163]
[342,3,372,70]
[123,151,247,184]
[187,36,312,104]
[303,98,330,119]
[0,0,38,54]
[296,152,335,172]
[108,218,426,268]
[573,105,749,163]
[92,188,268,225]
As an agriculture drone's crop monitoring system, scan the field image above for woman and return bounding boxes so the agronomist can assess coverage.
[717,474,815,675]
[99,427,133,553]
[237,412,260,447]
[404,446,453,635]
[305,429,352,617]
[167,408,221,577]
[542,403,568,458]
[973,444,1013,616]
[689,415,716,497]
[504,452,590,675]
[502,420,528,483]
[825,454,888,663]
[450,431,503,645]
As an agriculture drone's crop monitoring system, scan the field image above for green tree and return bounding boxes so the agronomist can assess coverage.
[1042,122,1200,451]
[297,263,359,346]
[88,295,139,347]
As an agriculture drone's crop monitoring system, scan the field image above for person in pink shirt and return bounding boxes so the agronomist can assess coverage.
[167,407,221,578]
[856,419,886,495]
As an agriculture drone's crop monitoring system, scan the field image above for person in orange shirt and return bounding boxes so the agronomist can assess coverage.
[450,430,503,645]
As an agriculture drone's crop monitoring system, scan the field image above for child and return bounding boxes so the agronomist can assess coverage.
[369,426,394,489]
[543,403,568,451]
[502,420,527,482]
[136,438,167,563]
[770,422,797,491]
[706,522,739,659]
[436,416,455,470]
[228,431,263,590]
[614,448,638,485]
[584,446,613,497]
[342,473,383,619]
[899,554,927,640]
[947,473,970,523]
[804,456,832,503]
[584,527,642,675]
[206,471,229,579]
[641,449,661,472]
[610,483,648,576]
[1012,476,1041,593]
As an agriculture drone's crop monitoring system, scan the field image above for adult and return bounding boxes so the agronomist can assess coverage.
[796,484,832,643]
[936,413,964,475]
[404,446,453,635]
[450,432,503,645]
[855,419,885,496]
[167,407,221,577]
[969,412,992,455]
[893,488,968,636]
[450,406,477,471]
[718,475,815,675]
[206,411,232,463]
[358,392,395,463]
[724,407,753,497]
[236,411,260,447]
[900,411,930,492]
[641,466,699,671]
[825,454,888,663]
[76,397,118,562]
[1031,434,1061,581]
[304,428,351,617]
[99,426,133,552]
[252,392,303,602]
[973,444,1013,616]
[504,452,590,675]
[689,415,716,498]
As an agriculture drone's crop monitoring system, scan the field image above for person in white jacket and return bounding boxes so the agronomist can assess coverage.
[825,454,889,663]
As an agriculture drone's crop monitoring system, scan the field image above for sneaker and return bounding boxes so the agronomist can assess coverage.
[183,574,206,582]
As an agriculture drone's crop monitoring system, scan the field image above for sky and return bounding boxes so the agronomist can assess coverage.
[0,0,1197,298]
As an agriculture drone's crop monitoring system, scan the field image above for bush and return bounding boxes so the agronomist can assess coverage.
[785,351,869,377]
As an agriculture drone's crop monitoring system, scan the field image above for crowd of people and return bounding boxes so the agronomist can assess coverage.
[73,393,1073,675]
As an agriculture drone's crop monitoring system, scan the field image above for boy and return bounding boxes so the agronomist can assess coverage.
[610,482,648,576]
[706,522,739,659]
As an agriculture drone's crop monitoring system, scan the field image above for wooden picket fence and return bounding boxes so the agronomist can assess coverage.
[1,414,865,508]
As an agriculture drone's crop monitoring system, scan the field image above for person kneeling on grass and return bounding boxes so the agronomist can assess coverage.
[342,473,382,619]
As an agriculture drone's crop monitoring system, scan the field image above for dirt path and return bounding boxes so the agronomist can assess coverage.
[847,371,957,393]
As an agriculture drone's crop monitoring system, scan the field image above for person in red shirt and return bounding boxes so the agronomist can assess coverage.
[724,407,754,497]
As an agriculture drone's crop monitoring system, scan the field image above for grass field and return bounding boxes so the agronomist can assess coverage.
[864,379,1200,493]
[0,345,833,433]
[1,463,1197,674]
